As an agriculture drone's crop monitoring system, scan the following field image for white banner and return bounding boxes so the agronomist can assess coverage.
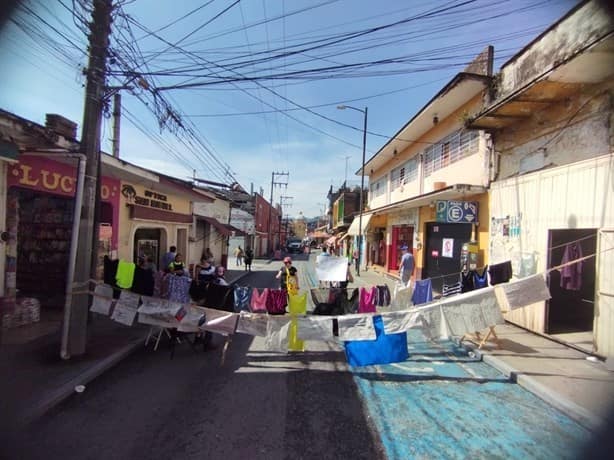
[315,256,348,282]
[111,291,140,326]
[90,284,114,316]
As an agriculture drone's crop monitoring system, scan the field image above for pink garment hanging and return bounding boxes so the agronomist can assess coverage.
[358,287,377,313]
[250,288,269,313]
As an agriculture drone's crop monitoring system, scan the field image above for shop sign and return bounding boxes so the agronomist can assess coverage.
[436,200,478,223]
[8,157,119,202]
[122,184,173,211]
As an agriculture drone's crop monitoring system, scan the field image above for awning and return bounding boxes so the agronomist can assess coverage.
[347,213,373,236]
[197,216,246,237]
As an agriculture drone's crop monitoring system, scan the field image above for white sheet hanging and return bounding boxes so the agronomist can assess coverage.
[438,287,504,337]
[337,314,376,341]
[90,284,114,316]
[315,256,348,282]
[110,291,140,326]
[201,308,238,336]
[265,316,292,352]
[295,316,334,341]
[380,310,422,334]
[494,274,551,311]
[236,312,269,337]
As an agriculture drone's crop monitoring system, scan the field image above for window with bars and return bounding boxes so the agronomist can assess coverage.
[391,158,419,189]
[423,129,479,177]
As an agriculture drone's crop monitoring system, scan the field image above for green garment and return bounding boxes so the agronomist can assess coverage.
[116,260,136,289]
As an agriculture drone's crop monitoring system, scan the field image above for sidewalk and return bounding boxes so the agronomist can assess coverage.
[0,267,256,434]
[346,262,614,431]
[0,315,145,433]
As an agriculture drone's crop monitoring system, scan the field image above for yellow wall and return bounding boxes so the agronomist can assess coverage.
[117,181,192,263]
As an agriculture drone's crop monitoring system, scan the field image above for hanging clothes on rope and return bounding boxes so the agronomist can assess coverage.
[266,289,287,315]
[234,286,252,312]
[116,260,136,289]
[344,315,409,367]
[489,261,513,285]
[461,271,475,293]
[560,242,583,290]
[473,266,489,289]
[358,287,377,313]
[167,275,191,304]
[374,285,391,307]
[411,279,433,305]
[250,288,269,313]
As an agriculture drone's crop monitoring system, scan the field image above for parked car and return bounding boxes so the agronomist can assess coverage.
[287,238,303,253]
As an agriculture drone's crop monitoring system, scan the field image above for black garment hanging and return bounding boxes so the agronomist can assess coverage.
[489,261,513,285]
[375,285,391,306]
[131,266,154,296]
[461,271,475,293]
[204,283,235,312]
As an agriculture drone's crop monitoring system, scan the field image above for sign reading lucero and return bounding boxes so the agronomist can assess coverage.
[436,200,478,224]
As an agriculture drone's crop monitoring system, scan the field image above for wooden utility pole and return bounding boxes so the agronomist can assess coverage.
[268,171,288,254]
[64,0,113,358]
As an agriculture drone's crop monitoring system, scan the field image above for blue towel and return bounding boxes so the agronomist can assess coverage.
[411,279,433,305]
[344,315,408,367]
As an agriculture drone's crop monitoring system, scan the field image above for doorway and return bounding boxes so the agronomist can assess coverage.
[546,229,596,343]
[389,225,413,271]
[423,222,472,293]
[134,228,161,267]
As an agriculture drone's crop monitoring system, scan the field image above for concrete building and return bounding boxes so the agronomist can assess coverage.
[469,0,614,356]
[360,49,494,291]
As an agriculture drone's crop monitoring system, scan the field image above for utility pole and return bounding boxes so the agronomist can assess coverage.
[63,0,113,359]
[112,92,121,158]
[268,171,288,254]
[280,195,293,246]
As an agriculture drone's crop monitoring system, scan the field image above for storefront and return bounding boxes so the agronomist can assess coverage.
[117,180,193,270]
[489,155,614,356]
[386,209,418,272]
[421,196,487,293]
[6,155,120,310]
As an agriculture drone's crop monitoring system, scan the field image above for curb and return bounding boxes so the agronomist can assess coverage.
[19,337,143,426]
[464,342,603,431]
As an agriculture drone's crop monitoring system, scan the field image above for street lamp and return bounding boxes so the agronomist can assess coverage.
[337,105,367,276]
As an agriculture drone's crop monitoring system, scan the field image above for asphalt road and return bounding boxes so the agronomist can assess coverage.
[5,257,385,460]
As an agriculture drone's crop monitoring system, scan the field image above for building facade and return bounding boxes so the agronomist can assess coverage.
[469,0,614,356]
[359,49,494,291]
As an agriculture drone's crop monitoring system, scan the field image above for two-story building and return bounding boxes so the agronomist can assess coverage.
[468,0,614,356]
[361,49,494,292]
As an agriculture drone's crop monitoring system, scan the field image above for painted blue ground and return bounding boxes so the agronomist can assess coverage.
[350,330,591,460]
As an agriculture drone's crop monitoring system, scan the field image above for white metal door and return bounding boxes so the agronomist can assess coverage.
[594,229,614,356]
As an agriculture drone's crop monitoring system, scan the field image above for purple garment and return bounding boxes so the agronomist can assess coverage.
[359,287,377,313]
[560,243,583,290]
[167,275,191,303]
[266,289,287,315]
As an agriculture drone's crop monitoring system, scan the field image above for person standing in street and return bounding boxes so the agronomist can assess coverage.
[162,245,176,273]
[244,247,254,272]
[316,245,330,265]
[234,246,244,266]
[399,245,415,287]
[276,256,299,294]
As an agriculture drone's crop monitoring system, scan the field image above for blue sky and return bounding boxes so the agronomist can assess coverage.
[0,0,577,218]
